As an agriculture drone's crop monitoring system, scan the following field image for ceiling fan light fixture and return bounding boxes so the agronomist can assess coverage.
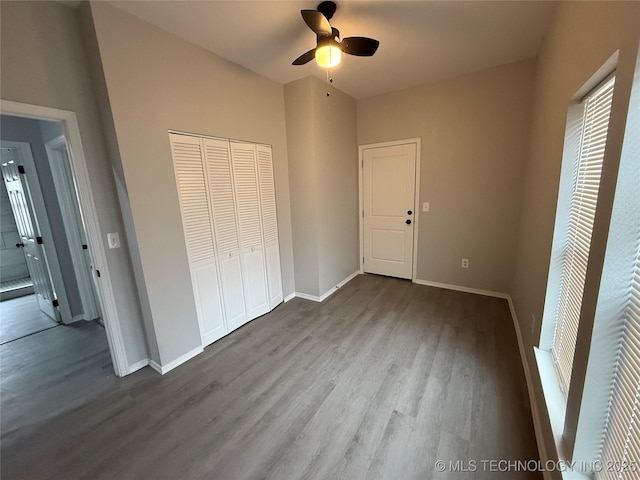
[315,44,341,68]
[293,2,378,68]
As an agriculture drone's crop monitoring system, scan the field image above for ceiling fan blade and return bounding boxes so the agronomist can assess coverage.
[292,49,316,66]
[301,10,332,36]
[341,37,380,56]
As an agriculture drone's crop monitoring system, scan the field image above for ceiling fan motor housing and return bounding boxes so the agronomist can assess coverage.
[317,1,337,21]
[318,27,340,45]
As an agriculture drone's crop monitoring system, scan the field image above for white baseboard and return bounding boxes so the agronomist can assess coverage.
[507,296,552,480]
[128,358,149,374]
[412,278,509,299]
[0,284,34,301]
[284,292,296,302]
[149,360,162,374]
[149,345,204,375]
[294,292,318,301]
[295,271,360,303]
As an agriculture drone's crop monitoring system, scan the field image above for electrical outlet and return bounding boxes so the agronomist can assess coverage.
[461,258,469,269]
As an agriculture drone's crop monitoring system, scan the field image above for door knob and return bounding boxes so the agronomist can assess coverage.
[16,242,24,248]
[407,210,413,215]
[406,219,412,225]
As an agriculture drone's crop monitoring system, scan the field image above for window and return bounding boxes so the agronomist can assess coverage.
[537,50,640,479]
[552,75,616,394]
[598,247,640,479]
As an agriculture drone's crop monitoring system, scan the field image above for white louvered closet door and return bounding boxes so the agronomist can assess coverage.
[256,145,283,308]
[230,141,270,321]
[169,134,226,346]
[202,138,248,332]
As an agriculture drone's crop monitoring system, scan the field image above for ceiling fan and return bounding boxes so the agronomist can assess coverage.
[292,1,380,68]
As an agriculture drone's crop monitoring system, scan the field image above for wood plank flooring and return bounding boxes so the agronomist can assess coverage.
[1,274,540,479]
[0,294,58,344]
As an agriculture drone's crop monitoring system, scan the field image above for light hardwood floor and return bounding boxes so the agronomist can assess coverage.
[1,274,540,479]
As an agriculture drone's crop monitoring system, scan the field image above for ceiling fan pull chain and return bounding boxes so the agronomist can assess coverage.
[326,68,331,96]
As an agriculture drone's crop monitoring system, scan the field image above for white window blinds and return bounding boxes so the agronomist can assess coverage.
[552,75,616,394]
[598,247,640,479]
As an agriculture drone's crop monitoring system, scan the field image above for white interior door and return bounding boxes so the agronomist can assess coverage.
[362,143,417,279]
[170,134,226,346]
[256,144,283,309]
[45,136,101,321]
[0,154,57,320]
[202,137,248,333]
[230,141,269,321]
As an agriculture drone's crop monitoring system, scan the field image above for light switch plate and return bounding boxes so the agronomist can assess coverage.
[107,232,120,249]
[423,202,430,212]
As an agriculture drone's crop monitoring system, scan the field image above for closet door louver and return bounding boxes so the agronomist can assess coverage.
[256,145,283,308]
[230,141,270,320]
[170,132,283,349]
[202,138,248,331]
[169,134,226,346]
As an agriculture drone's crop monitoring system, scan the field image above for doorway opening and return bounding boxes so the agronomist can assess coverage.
[0,115,102,342]
[0,100,129,377]
[0,115,101,324]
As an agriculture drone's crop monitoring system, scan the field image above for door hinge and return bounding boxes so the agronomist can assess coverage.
[363,256,365,263]
[362,210,364,218]
[96,269,101,278]
[36,236,43,244]
[52,299,59,307]
[18,165,26,174]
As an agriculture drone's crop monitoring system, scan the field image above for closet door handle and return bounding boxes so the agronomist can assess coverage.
[251,246,255,252]
[228,252,233,257]
[406,219,412,225]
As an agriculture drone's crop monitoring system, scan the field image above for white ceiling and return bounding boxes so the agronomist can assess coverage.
[108,1,555,99]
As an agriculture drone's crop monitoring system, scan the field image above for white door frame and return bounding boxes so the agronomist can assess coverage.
[45,134,101,321]
[1,139,73,323]
[358,138,421,280]
[1,99,129,377]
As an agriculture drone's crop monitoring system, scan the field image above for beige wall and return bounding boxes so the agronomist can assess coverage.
[285,76,359,297]
[88,2,295,365]
[0,1,149,368]
[78,2,161,364]
[510,0,640,466]
[313,78,359,295]
[284,78,319,296]
[358,59,536,293]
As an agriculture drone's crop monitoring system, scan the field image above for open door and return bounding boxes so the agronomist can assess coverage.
[45,135,101,322]
[0,149,58,321]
